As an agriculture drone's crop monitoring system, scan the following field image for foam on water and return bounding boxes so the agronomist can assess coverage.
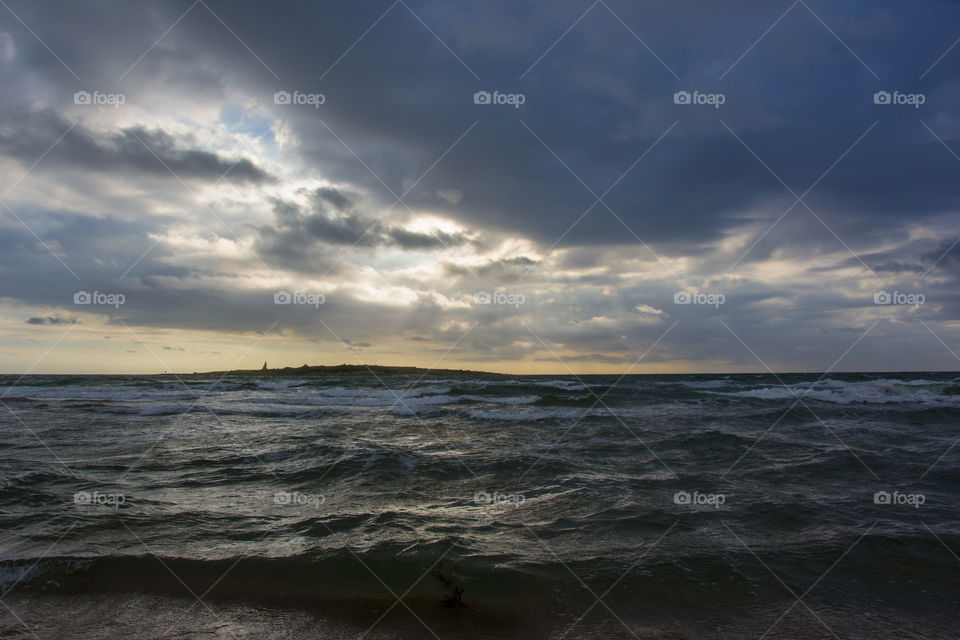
[711,378,960,404]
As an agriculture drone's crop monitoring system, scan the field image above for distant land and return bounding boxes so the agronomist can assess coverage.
[189,363,505,378]
[176,366,960,381]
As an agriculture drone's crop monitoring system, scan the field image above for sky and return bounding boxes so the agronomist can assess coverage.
[1,0,959,374]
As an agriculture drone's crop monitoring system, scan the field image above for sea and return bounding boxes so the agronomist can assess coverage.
[1,371,958,639]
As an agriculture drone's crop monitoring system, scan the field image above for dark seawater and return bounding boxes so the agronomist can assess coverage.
[1,372,959,638]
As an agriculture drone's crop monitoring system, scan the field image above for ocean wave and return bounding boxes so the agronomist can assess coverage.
[456,394,541,405]
[0,395,43,404]
[676,378,735,389]
[457,379,587,391]
[463,407,603,421]
[8,528,950,613]
[711,378,960,405]
[0,548,746,607]
[533,393,596,407]
[1,386,192,402]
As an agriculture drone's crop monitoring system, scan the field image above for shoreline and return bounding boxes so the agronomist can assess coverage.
[5,588,955,640]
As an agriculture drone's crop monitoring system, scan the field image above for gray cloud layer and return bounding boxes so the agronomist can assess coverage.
[1,0,959,371]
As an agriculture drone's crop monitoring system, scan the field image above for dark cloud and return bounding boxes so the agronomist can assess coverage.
[870,261,927,275]
[25,316,79,325]
[0,109,271,183]
[145,0,958,249]
[386,227,468,250]
[6,0,960,250]
[256,188,470,270]
[314,187,352,212]
[444,256,539,280]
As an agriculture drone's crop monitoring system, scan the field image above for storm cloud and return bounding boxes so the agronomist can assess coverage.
[0,0,958,373]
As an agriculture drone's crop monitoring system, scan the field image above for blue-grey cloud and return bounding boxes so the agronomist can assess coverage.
[0,109,271,183]
[1,0,959,371]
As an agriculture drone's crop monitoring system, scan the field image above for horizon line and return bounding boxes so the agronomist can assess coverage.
[2,366,959,377]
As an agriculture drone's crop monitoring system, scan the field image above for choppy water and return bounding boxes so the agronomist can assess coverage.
[1,372,958,638]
